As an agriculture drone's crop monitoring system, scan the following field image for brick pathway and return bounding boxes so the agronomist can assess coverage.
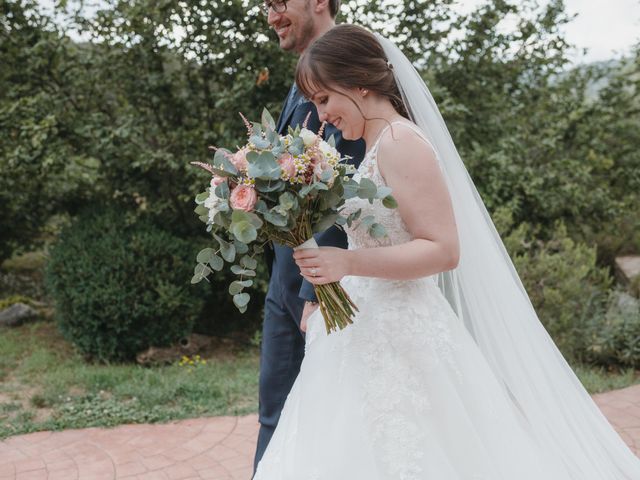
[1,384,639,480]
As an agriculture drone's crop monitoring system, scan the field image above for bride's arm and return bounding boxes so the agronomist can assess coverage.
[294,127,460,283]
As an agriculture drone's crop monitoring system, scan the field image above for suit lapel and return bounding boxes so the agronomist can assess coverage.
[277,84,303,134]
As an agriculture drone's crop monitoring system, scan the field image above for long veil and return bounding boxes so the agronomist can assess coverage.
[375,33,640,479]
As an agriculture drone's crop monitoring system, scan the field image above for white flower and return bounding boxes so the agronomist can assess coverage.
[299,128,318,148]
[204,187,222,224]
[319,140,339,164]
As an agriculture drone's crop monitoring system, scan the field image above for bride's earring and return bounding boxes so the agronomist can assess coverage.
[360,88,369,97]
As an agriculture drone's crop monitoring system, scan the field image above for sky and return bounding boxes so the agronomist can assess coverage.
[456,0,640,63]
[38,0,640,64]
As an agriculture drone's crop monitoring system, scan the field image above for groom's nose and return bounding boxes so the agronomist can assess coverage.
[267,7,282,26]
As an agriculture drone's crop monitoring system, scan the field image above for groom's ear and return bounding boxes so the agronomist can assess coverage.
[312,0,331,15]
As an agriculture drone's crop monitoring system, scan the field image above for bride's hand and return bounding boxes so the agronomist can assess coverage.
[293,247,351,285]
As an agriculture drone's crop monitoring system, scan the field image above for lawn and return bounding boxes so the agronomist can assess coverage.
[2,318,640,440]
[0,320,260,439]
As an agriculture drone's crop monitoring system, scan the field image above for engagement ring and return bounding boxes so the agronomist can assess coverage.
[311,268,318,276]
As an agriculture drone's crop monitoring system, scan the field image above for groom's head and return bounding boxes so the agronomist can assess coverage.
[264,0,341,54]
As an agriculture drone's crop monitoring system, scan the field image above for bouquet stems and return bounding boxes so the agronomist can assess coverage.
[272,220,359,334]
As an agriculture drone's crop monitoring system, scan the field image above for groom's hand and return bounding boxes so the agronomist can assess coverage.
[300,301,319,332]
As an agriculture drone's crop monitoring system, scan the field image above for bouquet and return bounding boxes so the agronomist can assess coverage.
[191,109,397,333]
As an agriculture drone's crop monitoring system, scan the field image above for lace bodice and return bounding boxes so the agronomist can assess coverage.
[342,121,432,250]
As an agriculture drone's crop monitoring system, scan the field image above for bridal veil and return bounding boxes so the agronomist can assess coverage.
[375,33,640,479]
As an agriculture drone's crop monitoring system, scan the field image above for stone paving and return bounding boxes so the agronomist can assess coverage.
[1,384,639,480]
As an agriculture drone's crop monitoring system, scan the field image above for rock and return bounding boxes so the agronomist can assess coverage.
[615,256,640,296]
[615,256,640,282]
[0,303,38,327]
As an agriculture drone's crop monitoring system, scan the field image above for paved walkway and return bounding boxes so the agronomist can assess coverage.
[1,384,639,480]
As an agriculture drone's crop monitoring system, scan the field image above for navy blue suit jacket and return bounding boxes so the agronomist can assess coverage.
[265,85,365,304]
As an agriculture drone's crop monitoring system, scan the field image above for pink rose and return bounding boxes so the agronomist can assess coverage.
[278,153,297,179]
[313,158,333,179]
[229,147,250,172]
[230,184,258,212]
[210,176,226,188]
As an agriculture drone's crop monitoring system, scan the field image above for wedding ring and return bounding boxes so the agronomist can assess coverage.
[311,268,318,277]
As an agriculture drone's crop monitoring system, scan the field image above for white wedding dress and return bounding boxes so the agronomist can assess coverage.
[253,121,591,480]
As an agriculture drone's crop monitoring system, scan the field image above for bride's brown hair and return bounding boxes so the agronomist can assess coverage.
[295,24,408,118]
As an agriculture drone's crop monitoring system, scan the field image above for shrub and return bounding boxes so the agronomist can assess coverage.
[494,207,613,361]
[582,291,640,369]
[45,207,205,362]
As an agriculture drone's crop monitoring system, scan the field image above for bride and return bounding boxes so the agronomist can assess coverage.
[252,24,640,479]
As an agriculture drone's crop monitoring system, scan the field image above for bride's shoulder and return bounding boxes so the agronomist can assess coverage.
[376,121,438,177]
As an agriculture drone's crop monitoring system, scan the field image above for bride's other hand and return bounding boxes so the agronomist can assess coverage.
[293,246,352,285]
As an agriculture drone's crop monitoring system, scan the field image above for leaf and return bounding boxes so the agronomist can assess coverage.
[313,213,339,233]
[215,181,230,199]
[255,179,286,193]
[278,191,298,211]
[262,108,276,130]
[327,134,336,148]
[196,248,216,264]
[360,215,376,227]
[240,256,258,269]
[214,234,236,262]
[194,263,213,277]
[264,210,288,227]
[234,240,249,254]
[369,223,387,238]
[231,220,257,243]
[343,180,359,199]
[229,281,245,295]
[194,204,208,217]
[191,274,203,284]
[231,265,257,277]
[195,191,209,204]
[233,293,250,309]
[382,195,398,209]
[357,178,378,199]
[375,186,393,199]
[213,149,238,175]
[208,255,224,271]
[248,151,281,180]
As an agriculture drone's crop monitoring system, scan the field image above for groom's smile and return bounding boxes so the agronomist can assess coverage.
[267,0,317,54]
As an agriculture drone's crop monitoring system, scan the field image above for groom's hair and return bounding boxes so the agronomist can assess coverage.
[329,0,341,18]
[295,24,408,118]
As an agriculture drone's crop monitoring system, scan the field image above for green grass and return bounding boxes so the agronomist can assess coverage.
[0,321,259,439]
[1,319,639,440]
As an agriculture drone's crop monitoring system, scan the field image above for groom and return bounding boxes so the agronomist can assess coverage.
[253,0,365,474]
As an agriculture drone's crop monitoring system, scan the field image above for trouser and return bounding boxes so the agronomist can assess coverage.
[252,290,305,477]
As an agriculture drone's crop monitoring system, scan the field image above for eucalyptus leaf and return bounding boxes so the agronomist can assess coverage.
[195,191,209,204]
[240,256,258,270]
[229,281,245,295]
[234,240,249,254]
[357,178,378,199]
[196,248,215,264]
[194,263,213,277]
[233,293,251,309]
[264,210,288,227]
[369,223,387,238]
[382,195,398,209]
[214,234,236,262]
[215,181,230,199]
[208,255,224,271]
[231,265,257,277]
[313,213,339,233]
[375,186,393,199]
[231,220,257,243]
[191,274,203,284]
[262,108,276,130]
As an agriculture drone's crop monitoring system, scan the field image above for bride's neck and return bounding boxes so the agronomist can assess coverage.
[361,101,407,148]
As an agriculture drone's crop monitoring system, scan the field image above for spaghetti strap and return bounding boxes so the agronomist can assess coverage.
[366,120,436,159]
